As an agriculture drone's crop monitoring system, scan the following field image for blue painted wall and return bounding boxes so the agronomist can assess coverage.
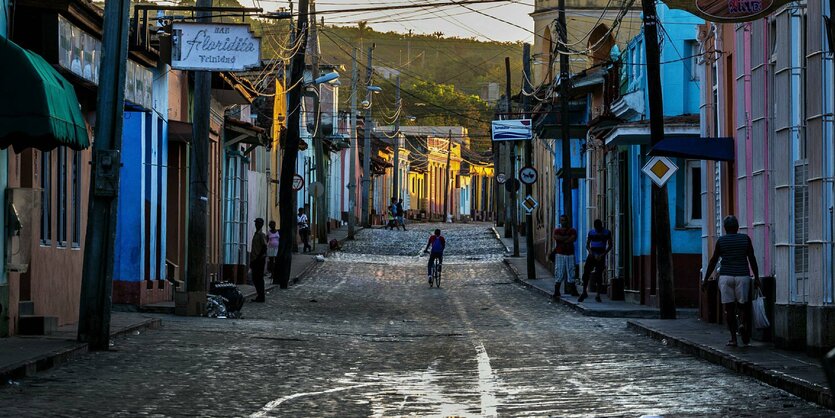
[114,64,169,293]
[115,112,144,282]
[620,5,703,257]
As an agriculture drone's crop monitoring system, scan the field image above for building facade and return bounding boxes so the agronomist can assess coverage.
[698,1,835,354]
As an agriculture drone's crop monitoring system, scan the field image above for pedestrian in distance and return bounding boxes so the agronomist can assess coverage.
[552,214,579,299]
[386,198,397,230]
[266,220,280,281]
[579,219,612,303]
[423,229,446,284]
[702,215,761,347]
[297,207,312,253]
[396,198,406,230]
[250,218,268,303]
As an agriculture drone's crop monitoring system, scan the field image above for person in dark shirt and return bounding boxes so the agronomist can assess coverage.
[250,218,268,302]
[703,215,761,347]
[552,214,579,298]
[423,229,446,284]
[579,219,612,303]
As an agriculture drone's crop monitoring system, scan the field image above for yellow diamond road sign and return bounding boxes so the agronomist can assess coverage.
[642,156,678,187]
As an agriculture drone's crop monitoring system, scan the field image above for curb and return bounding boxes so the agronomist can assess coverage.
[626,320,835,410]
[490,227,511,253]
[0,317,161,384]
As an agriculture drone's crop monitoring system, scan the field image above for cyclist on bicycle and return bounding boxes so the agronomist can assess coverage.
[423,229,446,284]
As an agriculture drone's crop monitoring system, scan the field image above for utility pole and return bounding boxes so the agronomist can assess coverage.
[361,46,374,227]
[276,0,310,287]
[392,75,401,201]
[522,43,535,280]
[310,1,327,245]
[347,48,359,239]
[505,57,520,256]
[642,0,676,319]
[443,129,453,221]
[77,0,131,350]
[179,0,213,315]
[558,0,573,232]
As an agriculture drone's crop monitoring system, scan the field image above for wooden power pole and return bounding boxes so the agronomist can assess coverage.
[276,0,310,287]
[522,43,535,280]
[558,0,573,231]
[347,48,358,239]
[77,0,131,350]
[642,0,676,319]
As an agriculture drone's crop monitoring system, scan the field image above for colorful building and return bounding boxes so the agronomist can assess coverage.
[698,1,835,354]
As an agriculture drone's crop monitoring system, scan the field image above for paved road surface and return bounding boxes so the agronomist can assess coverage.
[1,224,826,417]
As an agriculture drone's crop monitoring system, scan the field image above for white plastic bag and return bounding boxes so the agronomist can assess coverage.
[752,288,770,329]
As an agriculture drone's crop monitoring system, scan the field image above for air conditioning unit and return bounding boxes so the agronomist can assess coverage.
[6,188,39,273]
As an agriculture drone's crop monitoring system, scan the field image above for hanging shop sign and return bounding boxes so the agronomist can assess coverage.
[665,0,793,22]
[171,23,261,71]
[491,119,532,141]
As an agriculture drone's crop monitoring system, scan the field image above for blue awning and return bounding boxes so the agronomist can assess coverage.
[650,137,735,162]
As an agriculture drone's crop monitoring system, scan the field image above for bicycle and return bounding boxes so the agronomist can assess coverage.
[430,257,442,288]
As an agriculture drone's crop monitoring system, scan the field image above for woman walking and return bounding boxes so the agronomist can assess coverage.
[298,207,312,253]
[266,220,280,281]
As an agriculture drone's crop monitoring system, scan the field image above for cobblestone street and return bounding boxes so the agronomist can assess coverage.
[0,224,828,417]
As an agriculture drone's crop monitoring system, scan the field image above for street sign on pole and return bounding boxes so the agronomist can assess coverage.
[496,172,507,184]
[491,119,532,141]
[521,195,538,213]
[504,179,520,193]
[519,166,538,185]
[641,156,678,187]
[292,174,305,191]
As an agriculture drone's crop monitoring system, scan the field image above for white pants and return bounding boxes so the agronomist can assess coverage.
[554,254,575,283]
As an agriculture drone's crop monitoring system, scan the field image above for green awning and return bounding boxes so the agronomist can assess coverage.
[0,38,90,152]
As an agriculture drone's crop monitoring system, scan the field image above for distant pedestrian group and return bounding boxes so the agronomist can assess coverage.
[386,198,407,230]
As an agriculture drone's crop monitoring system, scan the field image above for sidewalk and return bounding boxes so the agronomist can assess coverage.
[143,225,359,314]
[627,318,834,409]
[493,227,696,318]
[0,312,160,384]
[494,226,835,409]
[1,226,359,384]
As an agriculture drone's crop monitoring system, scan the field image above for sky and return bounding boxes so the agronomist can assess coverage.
[239,0,535,43]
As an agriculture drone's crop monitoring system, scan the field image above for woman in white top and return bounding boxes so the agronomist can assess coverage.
[266,220,280,278]
[297,207,312,253]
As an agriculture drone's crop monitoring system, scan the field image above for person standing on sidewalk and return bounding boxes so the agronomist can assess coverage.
[579,219,612,303]
[703,215,761,347]
[552,214,579,299]
[266,220,280,282]
[396,198,406,230]
[298,207,312,252]
[250,218,268,303]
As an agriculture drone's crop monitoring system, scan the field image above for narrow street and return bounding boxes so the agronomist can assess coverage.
[0,224,827,416]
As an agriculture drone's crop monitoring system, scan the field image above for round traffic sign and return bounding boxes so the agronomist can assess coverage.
[292,174,305,191]
[504,178,521,193]
[496,173,507,184]
[519,166,538,185]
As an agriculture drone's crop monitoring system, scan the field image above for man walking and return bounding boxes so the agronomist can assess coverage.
[552,214,578,299]
[579,219,612,303]
[703,215,761,347]
[250,218,268,303]
[396,198,406,230]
